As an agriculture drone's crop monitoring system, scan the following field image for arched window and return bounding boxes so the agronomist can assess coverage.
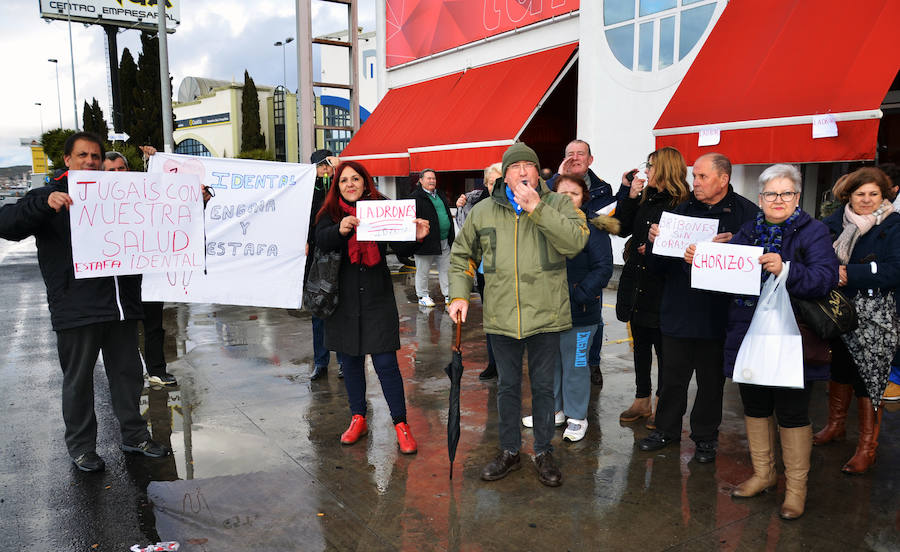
[175,138,212,157]
[604,0,718,72]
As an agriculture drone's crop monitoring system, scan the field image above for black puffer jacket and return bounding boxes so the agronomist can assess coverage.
[654,186,760,340]
[0,170,143,331]
[410,186,455,255]
[614,187,681,328]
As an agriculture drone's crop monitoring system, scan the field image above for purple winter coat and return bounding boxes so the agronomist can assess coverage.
[723,209,839,380]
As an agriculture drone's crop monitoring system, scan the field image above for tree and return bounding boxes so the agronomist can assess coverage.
[41,128,75,171]
[240,70,266,152]
[130,32,164,148]
[82,98,108,137]
[118,48,138,137]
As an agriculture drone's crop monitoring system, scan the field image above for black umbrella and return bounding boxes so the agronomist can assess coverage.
[444,313,463,480]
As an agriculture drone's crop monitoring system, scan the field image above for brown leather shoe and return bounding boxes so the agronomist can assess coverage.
[842,398,882,475]
[813,381,852,445]
[620,397,652,422]
[533,451,562,487]
[481,450,521,481]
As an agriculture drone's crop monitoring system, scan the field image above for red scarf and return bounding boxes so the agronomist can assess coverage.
[339,198,382,267]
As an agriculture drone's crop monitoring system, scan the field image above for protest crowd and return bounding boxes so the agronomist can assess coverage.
[3,131,900,524]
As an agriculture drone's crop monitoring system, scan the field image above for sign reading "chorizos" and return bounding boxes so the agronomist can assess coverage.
[39,0,180,32]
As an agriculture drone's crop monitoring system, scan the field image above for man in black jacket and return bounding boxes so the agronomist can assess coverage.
[639,153,760,463]
[410,169,455,308]
[306,149,342,380]
[0,132,169,472]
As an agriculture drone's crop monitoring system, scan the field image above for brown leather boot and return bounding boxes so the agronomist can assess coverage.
[732,416,777,498]
[619,397,652,422]
[841,398,882,475]
[813,381,852,445]
[779,425,812,520]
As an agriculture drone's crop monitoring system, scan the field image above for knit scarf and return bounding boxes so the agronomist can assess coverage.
[753,207,801,255]
[339,198,382,267]
[833,200,894,264]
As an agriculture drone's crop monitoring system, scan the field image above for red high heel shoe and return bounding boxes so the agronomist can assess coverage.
[395,422,417,454]
[341,415,368,445]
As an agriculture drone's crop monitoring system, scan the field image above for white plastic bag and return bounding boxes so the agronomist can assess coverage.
[733,261,804,388]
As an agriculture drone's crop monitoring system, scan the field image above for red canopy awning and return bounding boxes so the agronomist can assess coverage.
[340,43,578,176]
[654,0,900,165]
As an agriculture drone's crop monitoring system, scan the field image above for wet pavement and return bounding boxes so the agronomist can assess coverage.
[1,238,900,551]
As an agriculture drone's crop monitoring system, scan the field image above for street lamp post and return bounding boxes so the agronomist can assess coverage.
[274,37,294,90]
[48,59,63,129]
[34,103,44,135]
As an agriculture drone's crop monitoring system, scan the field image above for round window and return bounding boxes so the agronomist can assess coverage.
[603,0,718,72]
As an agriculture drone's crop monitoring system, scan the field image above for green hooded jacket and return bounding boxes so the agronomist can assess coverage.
[449,178,590,339]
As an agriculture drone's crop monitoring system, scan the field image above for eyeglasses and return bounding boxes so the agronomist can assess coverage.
[509,161,537,171]
[760,191,798,202]
[640,161,653,170]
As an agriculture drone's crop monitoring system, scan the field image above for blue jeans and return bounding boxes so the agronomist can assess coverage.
[554,325,597,420]
[588,322,604,366]
[490,332,560,455]
[341,351,407,424]
[311,316,331,368]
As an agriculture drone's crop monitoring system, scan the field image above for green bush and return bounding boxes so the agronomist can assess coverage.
[236,148,275,161]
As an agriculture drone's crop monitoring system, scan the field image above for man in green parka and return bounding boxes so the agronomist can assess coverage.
[448,142,589,487]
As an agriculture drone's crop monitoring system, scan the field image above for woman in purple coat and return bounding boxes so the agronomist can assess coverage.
[722,164,839,520]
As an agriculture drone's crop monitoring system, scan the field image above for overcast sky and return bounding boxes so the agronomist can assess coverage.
[0,0,375,168]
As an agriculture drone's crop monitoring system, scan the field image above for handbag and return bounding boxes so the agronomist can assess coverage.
[302,246,342,319]
[797,320,832,365]
[792,289,858,340]
[733,262,805,388]
[790,248,858,340]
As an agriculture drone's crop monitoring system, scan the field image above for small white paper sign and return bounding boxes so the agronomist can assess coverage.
[356,199,416,241]
[691,241,763,296]
[698,127,721,146]
[68,170,205,278]
[652,212,719,258]
[812,114,838,139]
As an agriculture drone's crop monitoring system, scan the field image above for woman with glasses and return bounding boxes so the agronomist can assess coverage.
[720,164,838,520]
[614,147,690,426]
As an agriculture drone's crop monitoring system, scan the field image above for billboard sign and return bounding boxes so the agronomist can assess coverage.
[386,0,578,67]
[38,0,180,32]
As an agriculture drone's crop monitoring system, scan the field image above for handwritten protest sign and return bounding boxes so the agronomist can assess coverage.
[356,199,416,241]
[691,241,763,295]
[653,212,719,258]
[142,153,315,309]
[68,170,205,279]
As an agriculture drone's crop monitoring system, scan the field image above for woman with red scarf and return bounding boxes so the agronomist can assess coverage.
[315,161,430,454]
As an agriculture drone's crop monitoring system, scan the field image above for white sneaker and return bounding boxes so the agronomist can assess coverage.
[522,411,566,428]
[418,296,435,308]
[563,419,588,442]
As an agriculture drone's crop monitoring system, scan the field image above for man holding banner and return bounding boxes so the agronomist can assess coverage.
[0,132,169,473]
[638,153,759,463]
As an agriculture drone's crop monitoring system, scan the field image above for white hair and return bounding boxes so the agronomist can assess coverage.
[759,164,802,193]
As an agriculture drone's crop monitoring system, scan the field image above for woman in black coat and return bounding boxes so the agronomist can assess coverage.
[814,167,900,475]
[315,161,429,454]
[614,147,691,425]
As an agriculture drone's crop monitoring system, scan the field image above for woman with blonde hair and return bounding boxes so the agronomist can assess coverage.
[614,147,691,425]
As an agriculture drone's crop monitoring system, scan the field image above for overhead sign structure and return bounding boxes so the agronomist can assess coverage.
[38,0,180,32]
[142,153,316,309]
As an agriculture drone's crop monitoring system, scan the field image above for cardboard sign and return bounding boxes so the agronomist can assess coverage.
[141,153,316,309]
[691,241,763,295]
[812,114,838,139]
[68,170,205,279]
[698,127,721,146]
[356,199,416,241]
[652,212,719,258]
